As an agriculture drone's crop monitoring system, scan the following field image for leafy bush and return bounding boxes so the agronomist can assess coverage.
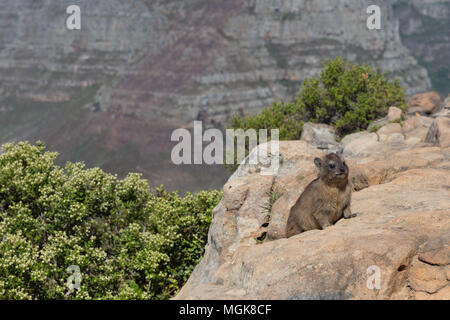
[0,141,221,300]
[226,57,406,172]
[230,100,305,141]
[300,57,406,135]
[230,57,406,139]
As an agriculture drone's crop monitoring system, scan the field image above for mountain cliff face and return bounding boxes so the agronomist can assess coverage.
[0,0,448,192]
[394,0,450,96]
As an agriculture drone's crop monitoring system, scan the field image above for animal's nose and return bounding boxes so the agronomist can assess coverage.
[340,167,346,173]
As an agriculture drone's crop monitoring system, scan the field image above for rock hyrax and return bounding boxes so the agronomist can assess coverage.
[286,153,356,238]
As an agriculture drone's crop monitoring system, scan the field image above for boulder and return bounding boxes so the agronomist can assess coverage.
[407,91,441,115]
[402,115,434,144]
[436,117,450,148]
[377,123,404,144]
[176,136,449,300]
[367,117,388,132]
[341,132,383,157]
[425,117,450,148]
[418,234,450,267]
[387,106,403,122]
[300,122,340,152]
[408,257,448,294]
[349,146,444,190]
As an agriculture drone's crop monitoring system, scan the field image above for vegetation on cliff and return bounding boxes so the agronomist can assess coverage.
[226,57,406,172]
[230,57,406,139]
[0,142,221,299]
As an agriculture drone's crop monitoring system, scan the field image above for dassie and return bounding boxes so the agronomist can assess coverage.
[286,153,356,238]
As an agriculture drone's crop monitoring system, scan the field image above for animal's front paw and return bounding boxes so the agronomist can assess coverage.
[344,213,357,219]
[320,222,332,229]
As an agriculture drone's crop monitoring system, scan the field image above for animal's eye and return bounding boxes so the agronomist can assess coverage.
[329,163,335,169]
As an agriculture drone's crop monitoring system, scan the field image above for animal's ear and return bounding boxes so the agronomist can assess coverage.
[314,157,322,169]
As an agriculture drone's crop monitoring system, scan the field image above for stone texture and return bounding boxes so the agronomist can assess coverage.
[407,91,441,114]
[342,132,382,157]
[414,286,450,300]
[418,234,450,266]
[436,117,450,148]
[426,117,450,148]
[387,106,403,122]
[402,115,435,144]
[367,117,388,132]
[377,123,403,143]
[300,123,339,152]
[176,125,450,300]
[433,94,450,118]
[408,257,448,294]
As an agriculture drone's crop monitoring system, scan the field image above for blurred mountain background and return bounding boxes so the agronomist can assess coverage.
[0,0,448,193]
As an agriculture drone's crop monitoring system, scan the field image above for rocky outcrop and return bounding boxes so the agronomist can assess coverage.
[434,118,450,148]
[175,110,450,300]
[2,0,448,192]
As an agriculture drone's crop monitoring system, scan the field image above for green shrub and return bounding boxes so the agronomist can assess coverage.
[0,141,221,300]
[299,57,406,135]
[230,100,305,141]
[228,57,406,171]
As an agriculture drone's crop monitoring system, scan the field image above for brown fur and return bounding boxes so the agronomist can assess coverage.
[286,153,356,238]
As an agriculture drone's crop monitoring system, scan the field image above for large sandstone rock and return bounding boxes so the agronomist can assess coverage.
[377,123,404,143]
[403,116,436,146]
[436,117,450,148]
[407,91,441,115]
[425,117,450,148]
[176,130,449,300]
[342,132,382,157]
[355,114,438,149]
